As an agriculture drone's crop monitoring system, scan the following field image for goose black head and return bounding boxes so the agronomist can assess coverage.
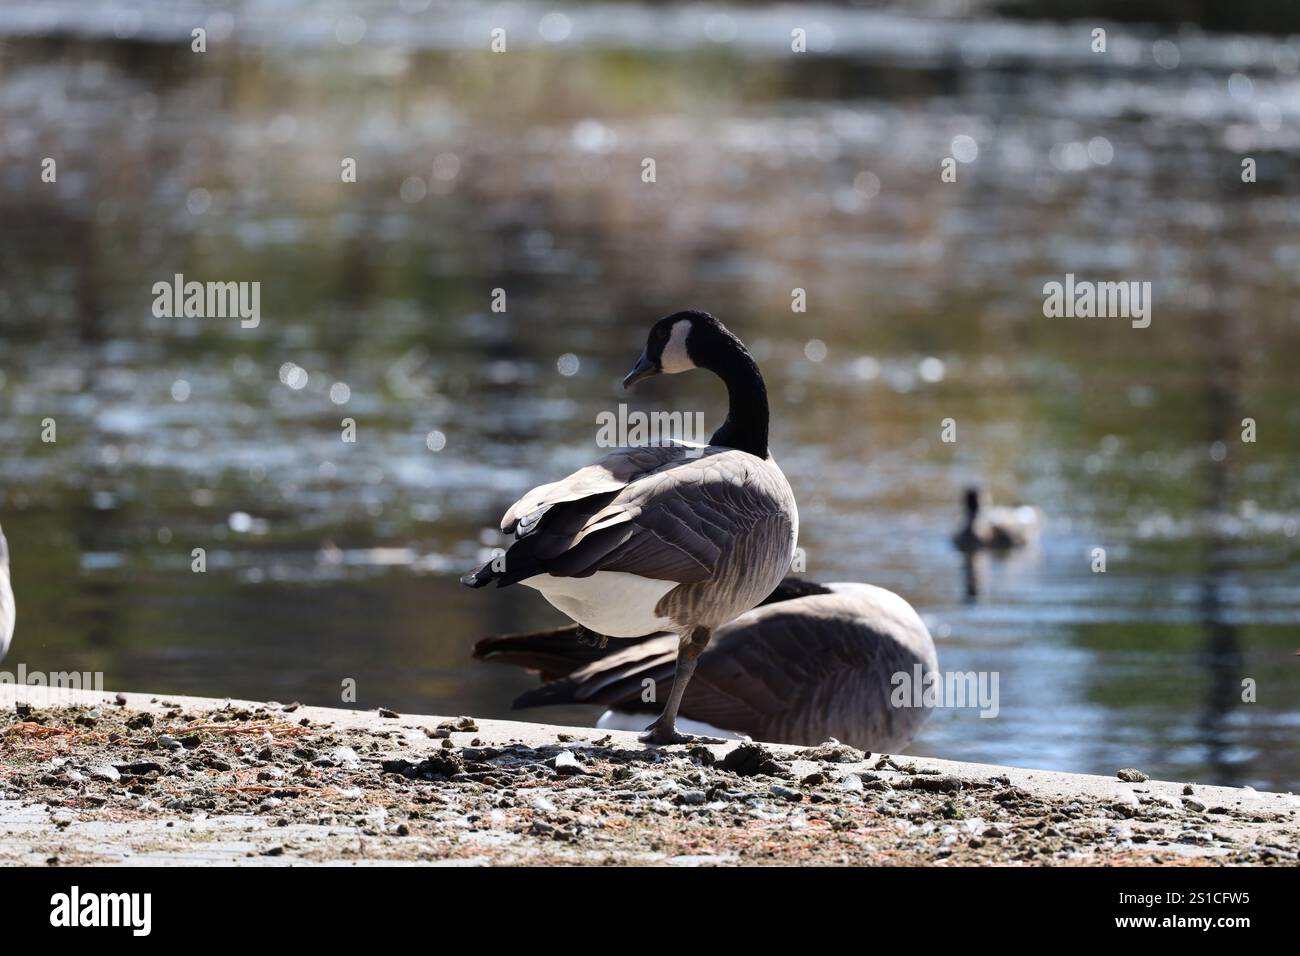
[622,310,736,388]
[963,486,983,516]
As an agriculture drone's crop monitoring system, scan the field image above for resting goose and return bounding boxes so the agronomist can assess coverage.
[0,522,14,663]
[474,577,939,752]
[952,486,1040,552]
[461,310,799,744]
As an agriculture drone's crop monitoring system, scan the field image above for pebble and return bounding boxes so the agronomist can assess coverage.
[686,745,716,766]
[90,766,121,782]
[552,751,589,776]
[769,784,802,802]
[437,716,478,733]
[720,743,787,778]
[328,746,360,765]
[794,743,865,763]
[159,735,183,751]
[1116,768,1149,783]
[911,774,962,794]
[1113,788,1141,807]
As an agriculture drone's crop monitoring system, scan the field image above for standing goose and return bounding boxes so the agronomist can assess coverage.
[473,577,939,752]
[0,522,14,663]
[461,310,798,744]
[952,486,1040,552]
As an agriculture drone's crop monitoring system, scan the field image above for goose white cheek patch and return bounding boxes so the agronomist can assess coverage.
[659,319,694,373]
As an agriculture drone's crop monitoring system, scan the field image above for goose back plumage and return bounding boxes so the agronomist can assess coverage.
[465,440,797,637]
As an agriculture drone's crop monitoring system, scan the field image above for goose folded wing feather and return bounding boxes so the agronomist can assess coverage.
[499,444,784,586]
[564,637,678,703]
[502,443,697,534]
[512,638,678,709]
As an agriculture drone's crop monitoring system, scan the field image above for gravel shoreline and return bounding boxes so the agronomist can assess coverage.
[1,687,1296,866]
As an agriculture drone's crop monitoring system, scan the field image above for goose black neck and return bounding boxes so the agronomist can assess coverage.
[703,344,770,459]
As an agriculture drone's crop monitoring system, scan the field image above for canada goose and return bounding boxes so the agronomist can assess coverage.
[953,486,1040,552]
[474,577,938,752]
[461,310,798,744]
[0,522,14,663]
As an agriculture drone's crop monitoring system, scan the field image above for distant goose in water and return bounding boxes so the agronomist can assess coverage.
[0,522,14,663]
[462,310,799,744]
[953,486,1040,552]
[474,577,938,752]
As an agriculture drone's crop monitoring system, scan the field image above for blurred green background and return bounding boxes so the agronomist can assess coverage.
[1,1,1297,789]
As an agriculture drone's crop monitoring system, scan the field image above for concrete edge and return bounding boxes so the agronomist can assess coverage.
[4,682,1294,817]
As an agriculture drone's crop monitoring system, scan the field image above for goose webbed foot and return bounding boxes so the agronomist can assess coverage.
[637,719,724,747]
[637,627,715,745]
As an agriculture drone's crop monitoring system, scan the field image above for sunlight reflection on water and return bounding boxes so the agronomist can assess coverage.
[0,1,1298,789]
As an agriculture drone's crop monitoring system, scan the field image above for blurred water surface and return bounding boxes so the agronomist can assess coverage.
[1,2,1298,789]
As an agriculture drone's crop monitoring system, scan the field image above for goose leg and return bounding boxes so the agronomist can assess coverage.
[639,627,720,745]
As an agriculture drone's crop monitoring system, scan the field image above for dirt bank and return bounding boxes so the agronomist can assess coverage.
[1,686,1295,866]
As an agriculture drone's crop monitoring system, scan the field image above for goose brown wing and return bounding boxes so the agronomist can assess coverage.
[500,444,677,535]
[491,443,791,587]
[676,592,935,745]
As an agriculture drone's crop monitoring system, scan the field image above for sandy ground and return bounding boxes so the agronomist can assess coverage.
[1,685,1296,866]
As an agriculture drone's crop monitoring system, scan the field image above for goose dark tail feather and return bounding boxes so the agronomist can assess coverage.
[473,624,607,680]
[460,560,501,588]
[460,549,555,588]
[512,680,590,710]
